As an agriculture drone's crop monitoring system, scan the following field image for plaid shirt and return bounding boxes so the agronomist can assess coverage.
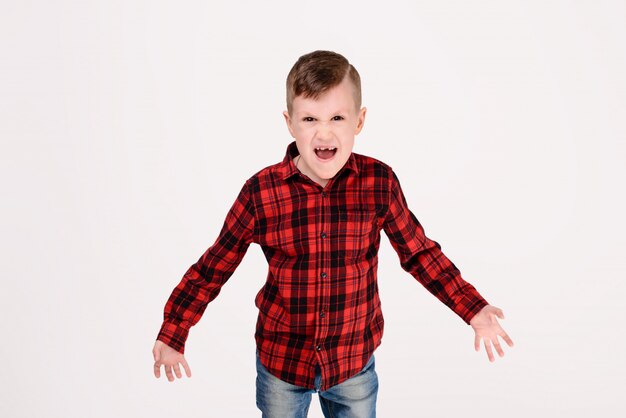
[157,141,488,390]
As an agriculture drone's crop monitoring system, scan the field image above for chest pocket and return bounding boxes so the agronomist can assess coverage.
[338,210,378,261]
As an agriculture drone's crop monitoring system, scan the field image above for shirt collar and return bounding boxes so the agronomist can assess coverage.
[279,141,359,181]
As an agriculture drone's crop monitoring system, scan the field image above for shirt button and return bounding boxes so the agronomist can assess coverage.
[321,191,326,197]
[320,272,327,279]
[320,311,325,318]
[320,232,327,239]
[316,344,322,351]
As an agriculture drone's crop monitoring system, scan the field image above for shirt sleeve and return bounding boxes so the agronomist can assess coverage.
[382,168,488,324]
[156,179,256,353]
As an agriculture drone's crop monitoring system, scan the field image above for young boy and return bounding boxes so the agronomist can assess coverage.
[152,50,513,417]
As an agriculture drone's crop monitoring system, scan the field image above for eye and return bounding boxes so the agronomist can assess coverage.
[331,115,344,121]
[302,117,315,122]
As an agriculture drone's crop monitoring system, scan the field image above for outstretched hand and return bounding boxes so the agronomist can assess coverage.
[153,340,192,381]
[469,305,514,362]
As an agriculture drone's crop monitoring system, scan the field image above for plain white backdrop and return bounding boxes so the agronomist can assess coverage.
[1,1,625,417]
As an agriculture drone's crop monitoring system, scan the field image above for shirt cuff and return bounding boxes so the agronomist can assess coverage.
[455,296,490,325]
[156,321,190,354]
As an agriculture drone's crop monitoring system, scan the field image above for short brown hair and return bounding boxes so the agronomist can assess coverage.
[286,50,362,115]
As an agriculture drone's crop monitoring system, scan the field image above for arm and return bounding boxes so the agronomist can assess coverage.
[382,169,513,361]
[382,169,488,323]
[153,179,256,379]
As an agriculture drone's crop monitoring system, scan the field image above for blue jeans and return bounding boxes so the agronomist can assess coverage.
[255,351,378,418]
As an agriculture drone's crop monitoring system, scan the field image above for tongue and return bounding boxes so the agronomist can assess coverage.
[316,149,336,160]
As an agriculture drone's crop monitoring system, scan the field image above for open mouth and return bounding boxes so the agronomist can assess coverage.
[314,146,337,161]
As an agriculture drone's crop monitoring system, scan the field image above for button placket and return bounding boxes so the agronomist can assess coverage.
[316,189,330,356]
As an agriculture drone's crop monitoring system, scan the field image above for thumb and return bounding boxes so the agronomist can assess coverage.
[495,309,505,320]
[153,343,161,362]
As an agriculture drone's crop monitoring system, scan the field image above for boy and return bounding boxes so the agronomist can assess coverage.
[152,50,513,417]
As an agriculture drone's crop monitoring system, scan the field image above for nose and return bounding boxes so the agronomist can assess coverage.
[315,121,333,139]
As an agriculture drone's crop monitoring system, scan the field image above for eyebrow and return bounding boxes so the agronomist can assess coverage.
[296,109,349,117]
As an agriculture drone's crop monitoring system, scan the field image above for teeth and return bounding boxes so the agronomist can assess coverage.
[315,147,336,151]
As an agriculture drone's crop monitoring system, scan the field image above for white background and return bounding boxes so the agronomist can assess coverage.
[1,1,625,417]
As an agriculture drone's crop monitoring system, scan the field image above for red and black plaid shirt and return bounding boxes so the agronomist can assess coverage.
[157,141,488,390]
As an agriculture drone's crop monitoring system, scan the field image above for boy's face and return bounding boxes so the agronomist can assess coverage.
[283,76,367,187]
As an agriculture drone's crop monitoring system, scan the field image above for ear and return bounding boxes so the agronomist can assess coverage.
[354,107,367,135]
[283,111,296,138]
